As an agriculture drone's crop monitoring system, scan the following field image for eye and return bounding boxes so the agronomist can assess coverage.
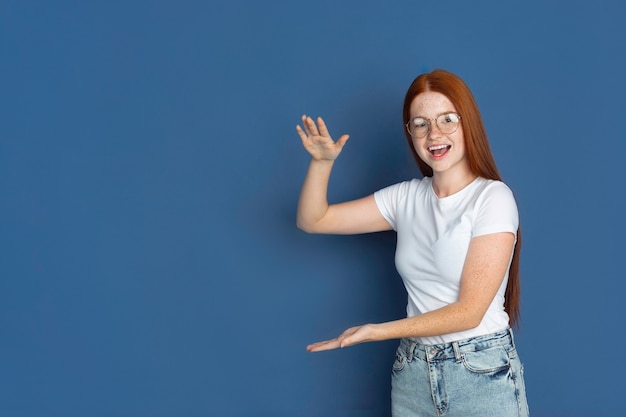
[411,118,428,128]
[439,113,460,124]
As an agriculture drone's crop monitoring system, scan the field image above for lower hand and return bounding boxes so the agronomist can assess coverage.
[306,323,378,352]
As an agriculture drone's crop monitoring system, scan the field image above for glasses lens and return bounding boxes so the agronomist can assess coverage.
[436,113,460,134]
[408,118,428,137]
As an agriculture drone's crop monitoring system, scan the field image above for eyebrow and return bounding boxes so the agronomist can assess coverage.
[410,110,457,120]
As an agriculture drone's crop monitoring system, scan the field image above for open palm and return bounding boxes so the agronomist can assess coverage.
[296,115,350,161]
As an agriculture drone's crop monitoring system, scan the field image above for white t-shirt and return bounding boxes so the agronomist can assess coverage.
[374,176,519,344]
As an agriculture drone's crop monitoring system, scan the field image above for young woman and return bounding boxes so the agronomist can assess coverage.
[295,69,529,416]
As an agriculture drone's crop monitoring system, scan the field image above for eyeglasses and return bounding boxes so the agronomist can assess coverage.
[405,112,461,138]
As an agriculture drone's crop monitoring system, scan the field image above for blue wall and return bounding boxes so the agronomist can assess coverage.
[2,1,625,416]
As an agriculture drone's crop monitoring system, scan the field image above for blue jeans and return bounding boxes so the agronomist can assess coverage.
[391,328,529,417]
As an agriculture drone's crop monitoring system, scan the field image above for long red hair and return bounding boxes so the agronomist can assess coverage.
[402,69,522,327]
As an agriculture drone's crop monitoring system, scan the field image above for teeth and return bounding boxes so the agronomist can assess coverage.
[428,145,449,151]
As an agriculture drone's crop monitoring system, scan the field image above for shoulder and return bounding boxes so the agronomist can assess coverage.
[473,178,516,203]
[373,177,430,223]
[471,178,519,235]
[375,177,430,199]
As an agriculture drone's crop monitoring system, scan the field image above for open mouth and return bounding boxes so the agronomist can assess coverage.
[428,144,451,157]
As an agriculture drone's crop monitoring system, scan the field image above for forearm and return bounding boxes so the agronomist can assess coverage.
[371,302,484,341]
[307,301,485,351]
[296,158,335,232]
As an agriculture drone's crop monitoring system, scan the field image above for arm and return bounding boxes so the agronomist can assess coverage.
[296,115,391,234]
[307,231,516,351]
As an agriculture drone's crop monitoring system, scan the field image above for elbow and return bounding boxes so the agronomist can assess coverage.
[465,315,483,330]
[296,221,310,233]
[455,316,482,333]
[296,218,319,234]
[457,304,486,330]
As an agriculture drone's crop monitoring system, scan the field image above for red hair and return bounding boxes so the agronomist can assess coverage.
[403,69,522,327]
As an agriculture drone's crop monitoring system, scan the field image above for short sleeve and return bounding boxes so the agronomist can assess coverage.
[473,182,519,238]
[374,181,411,231]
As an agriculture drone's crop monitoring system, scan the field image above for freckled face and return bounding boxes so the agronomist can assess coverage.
[409,91,469,176]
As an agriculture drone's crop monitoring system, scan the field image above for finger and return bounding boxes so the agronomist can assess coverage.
[304,116,320,136]
[318,117,350,148]
[307,336,341,349]
[299,115,311,136]
[306,339,341,352]
[297,115,315,140]
[317,117,331,138]
[295,124,308,142]
[306,338,333,350]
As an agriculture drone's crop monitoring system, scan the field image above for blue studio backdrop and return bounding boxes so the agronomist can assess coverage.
[2,1,625,416]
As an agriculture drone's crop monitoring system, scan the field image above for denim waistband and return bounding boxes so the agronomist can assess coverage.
[398,328,515,362]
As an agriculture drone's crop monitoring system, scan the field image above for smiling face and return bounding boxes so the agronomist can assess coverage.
[409,91,471,179]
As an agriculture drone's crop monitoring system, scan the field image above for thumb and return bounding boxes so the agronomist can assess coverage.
[339,327,359,348]
[336,134,350,148]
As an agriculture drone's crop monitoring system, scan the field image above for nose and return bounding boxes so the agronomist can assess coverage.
[427,121,444,139]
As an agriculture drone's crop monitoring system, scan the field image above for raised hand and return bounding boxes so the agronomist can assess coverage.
[296,115,350,161]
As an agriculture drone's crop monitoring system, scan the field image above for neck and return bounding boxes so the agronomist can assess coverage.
[431,170,477,198]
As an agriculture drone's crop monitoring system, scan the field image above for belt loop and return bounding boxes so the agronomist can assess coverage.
[508,327,516,346]
[406,340,415,362]
[452,341,462,363]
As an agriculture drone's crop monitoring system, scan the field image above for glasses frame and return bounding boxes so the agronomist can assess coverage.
[405,112,462,138]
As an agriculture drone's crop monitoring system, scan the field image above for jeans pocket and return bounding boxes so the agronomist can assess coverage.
[461,345,510,374]
[392,349,407,373]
